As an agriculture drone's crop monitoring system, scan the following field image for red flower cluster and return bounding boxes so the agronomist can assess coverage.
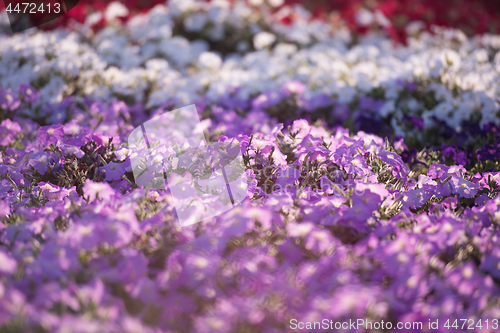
[287,0,500,43]
[2,0,500,42]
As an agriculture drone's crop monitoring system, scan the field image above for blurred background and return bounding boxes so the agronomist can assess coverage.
[2,0,500,41]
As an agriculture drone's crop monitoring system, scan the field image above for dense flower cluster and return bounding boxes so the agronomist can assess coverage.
[1,1,500,148]
[2,0,499,42]
[1,1,500,332]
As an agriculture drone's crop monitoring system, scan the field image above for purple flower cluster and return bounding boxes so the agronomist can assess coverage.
[1,80,500,332]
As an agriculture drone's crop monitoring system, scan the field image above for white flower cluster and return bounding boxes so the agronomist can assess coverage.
[1,0,500,135]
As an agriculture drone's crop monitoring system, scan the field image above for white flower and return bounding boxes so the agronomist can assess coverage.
[422,111,435,129]
[91,86,111,101]
[273,43,298,56]
[405,21,425,35]
[248,0,264,6]
[434,101,454,120]
[494,51,500,71]
[374,10,390,27]
[268,0,284,7]
[40,76,66,104]
[337,86,357,105]
[169,0,197,17]
[2,0,500,140]
[355,9,374,27]
[85,12,103,26]
[206,25,225,41]
[379,100,395,118]
[145,58,169,72]
[198,52,222,70]
[184,12,208,32]
[472,48,489,63]
[443,49,461,70]
[284,23,311,45]
[253,32,276,50]
[236,41,250,52]
[147,90,169,108]
[105,2,129,21]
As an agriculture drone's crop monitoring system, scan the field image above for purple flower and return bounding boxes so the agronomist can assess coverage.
[0,249,17,274]
[305,229,336,253]
[92,133,121,146]
[159,292,197,327]
[14,151,32,171]
[474,193,490,207]
[281,80,305,96]
[0,200,10,218]
[476,143,500,161]
[377,149,410,179]
[67,215,135,251]
[481,249,500,279]
[168,173,197,199]
[101,162,127,181]
[300,92,332,111]
[1,119,21,133]
[35,242,80,275]
[63,127,92,146]
[278,239,303,263]
[287,222,314,238]
[32,282,66,309]
[39,182,76,200]
[359,96,384,111]
[328,286,375,318]
[18,84,40,103]
[275,166,300,189]
[406,81,417,91]
[76,279,104,306]
[36,125,64,146]
[402,188,433,208]
[82,179,116,202]
[57,143,85,158]
[354,182,389,202]
[0,165,27,187]
[178,253,221,288]
[251,90,283,110]
[426,164,449,179]
[345,155,370,175]
[0,89,21,111]
[445,262,480,297]
[29,152,53,174]
[0,119,22,145]
[0,131,13,146]
[447,175,480,198]
[194,308,236,333]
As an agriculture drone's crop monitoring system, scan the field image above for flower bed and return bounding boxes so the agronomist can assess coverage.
[2,0,500,42]
[1,1,500,332]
